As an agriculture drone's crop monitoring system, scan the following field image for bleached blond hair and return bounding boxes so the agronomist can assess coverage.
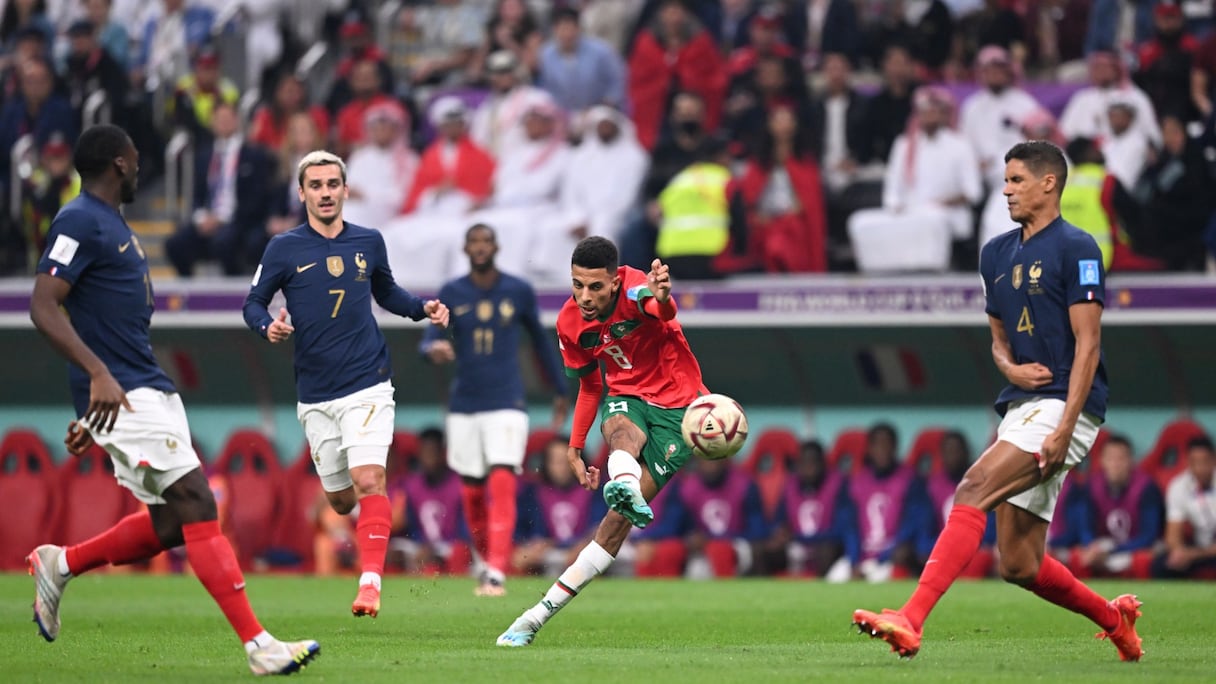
[296,150,347,188]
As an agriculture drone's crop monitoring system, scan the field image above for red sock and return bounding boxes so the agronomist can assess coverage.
[183,520,263,643]
[901,504,987,631]
[1028,554,1119,632]
[64,511,164,575]
[460,483,489,560]
[355,494,391,577]
[486,468,518,574]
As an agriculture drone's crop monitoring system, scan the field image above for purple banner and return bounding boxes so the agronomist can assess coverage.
[1,277,1213,319]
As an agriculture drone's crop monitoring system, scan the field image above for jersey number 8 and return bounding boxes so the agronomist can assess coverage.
[603,344,633,369]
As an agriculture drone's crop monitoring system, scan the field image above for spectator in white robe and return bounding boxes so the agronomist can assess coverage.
[848,86,983,273]
[1100,98,1151,191]
[469,49,547,161]
[978,107,1065,247]
[959,46,1042,192]
[533,105,648,283]
[343,101,418,229]
[466,92,572,279]
[1059,51,1162,149]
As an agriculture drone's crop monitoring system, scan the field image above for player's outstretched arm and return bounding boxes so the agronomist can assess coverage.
[30,274,131,432]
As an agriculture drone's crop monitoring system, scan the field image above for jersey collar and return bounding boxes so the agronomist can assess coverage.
[598,288,621,322]
[1019,214,1063,247]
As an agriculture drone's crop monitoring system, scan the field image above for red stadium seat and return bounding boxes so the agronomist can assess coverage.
[826,429,868,475]
[0,430,62,568]
[904,427,948,476]
[741,429,799,517]
[1139,419,1208,491]
[213,430,284,569]
[523,429,558,480]
[58,445,140,546]
[391,430,419,475]
[271,444,321,571]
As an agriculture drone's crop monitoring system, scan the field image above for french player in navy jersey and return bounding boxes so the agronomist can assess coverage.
[243,150,449,619]
[27,124,319,675]
[853,141,1144,661]
[420,224,569,596]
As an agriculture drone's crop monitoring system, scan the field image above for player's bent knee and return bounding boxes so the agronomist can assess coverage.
[160,468,219,523]
[998,557,1040,586]
[349,461,387,497]
[326,490,358,515]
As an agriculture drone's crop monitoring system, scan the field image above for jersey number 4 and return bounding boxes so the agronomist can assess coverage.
[602,344,633,370]
[1017,306,1034,336]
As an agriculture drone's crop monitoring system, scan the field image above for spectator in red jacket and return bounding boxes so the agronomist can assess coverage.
[723,105,828,274]
[627,0,727,150]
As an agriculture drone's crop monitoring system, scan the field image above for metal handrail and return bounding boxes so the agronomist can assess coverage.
[238,87,261,127]
[295,42,328,80]
[164,129,194,222]
[82,90,111,128]
[211,1,244,38]
[10,134,35,222]
[377,0,402,54]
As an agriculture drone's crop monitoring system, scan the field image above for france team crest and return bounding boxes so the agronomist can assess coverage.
[1078,259,1100,285]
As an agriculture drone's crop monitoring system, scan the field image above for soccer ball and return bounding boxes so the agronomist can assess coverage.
[681,394,749,460]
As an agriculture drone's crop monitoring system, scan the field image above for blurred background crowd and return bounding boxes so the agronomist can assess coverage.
[10,418,1213,581]
[1,0,1216,281]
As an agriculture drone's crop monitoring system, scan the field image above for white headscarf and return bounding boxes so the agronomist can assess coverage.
[561,106,649,237]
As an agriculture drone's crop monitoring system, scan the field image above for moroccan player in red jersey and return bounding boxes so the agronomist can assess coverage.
[497,236,707,647]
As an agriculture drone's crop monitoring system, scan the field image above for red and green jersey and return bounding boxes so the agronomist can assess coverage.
[556,266,705,409]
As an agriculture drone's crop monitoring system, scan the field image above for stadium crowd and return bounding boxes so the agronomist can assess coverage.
[1,0,1216,279]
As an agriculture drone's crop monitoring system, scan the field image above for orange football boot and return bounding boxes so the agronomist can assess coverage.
[852,608,922,659]
[351,584,381,618]
[1096,594,1143,662]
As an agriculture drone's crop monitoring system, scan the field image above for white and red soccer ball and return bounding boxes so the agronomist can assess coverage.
[681,393,749,461]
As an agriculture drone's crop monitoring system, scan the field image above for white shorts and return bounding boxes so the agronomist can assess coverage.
[297,381,396,492]
[999,398,1101,522]
[86,388,201,505]
[445,409,528,479]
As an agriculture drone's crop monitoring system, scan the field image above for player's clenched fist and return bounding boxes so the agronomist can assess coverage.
[64,420,95,456]
[424,299,449,328]
[647,258,671,302]
[267,307,294,343]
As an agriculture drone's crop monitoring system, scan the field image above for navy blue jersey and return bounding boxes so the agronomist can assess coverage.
[243,222,427,403]
[980,216,1108,420]
[35,191,175,416]
[420,272,567,413]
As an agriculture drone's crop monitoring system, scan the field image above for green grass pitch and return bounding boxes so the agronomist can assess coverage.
[2,574,1212,682]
